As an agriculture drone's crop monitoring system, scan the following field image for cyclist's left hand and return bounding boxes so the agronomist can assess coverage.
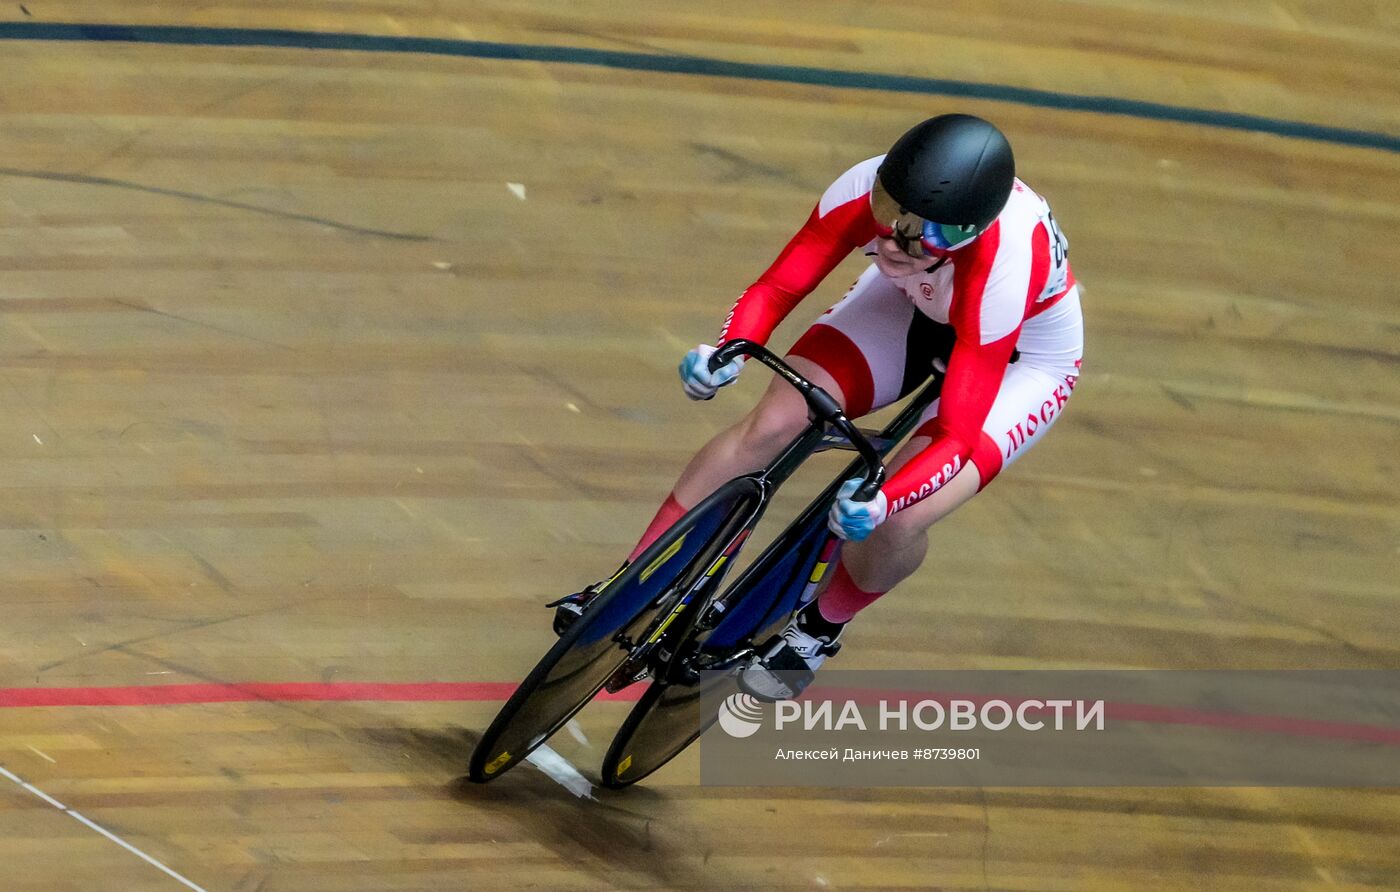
[827,477,889,541]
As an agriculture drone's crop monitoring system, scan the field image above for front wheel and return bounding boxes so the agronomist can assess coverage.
[468,478,762,783]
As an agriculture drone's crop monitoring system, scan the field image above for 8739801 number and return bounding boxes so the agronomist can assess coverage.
[912,748,979,760]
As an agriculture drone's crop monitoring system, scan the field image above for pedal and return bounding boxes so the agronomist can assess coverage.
[548,562,633,636]
[546,591,594,637]
[737,639,815,702]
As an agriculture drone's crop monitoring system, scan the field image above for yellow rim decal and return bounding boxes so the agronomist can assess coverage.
[640,534,686,583]
[704,555,729,578]
[617,754,633,776]
[809,561,829,584]
[484,751,512,774]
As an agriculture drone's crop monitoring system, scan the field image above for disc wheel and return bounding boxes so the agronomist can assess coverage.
[468,478,761,782]
[600,669,739,788]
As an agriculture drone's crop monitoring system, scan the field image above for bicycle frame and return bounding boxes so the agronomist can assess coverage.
[647,341,947,685]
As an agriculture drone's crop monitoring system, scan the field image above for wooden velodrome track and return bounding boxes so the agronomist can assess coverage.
[0,1,1397,889]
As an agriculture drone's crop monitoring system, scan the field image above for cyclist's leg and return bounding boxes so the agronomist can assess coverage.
[621,356,844,562]
[825,359,1082,617]
[561,351,846,631]
[819,435,978,620]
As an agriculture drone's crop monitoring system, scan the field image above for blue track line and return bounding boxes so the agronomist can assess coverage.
[1,21,1396,154]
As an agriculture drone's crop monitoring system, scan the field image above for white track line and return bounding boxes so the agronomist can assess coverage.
[0,764,207,891]
[27,745,57,764]
[524,745,595,799]
[563,718,591,747]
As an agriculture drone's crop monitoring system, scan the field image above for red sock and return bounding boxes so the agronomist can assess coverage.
[627,493,688,562]
[816,561,885,623]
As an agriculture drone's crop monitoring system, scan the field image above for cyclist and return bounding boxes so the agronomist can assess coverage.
[554,114,1083,699]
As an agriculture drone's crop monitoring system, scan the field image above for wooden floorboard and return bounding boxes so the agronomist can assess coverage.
[0,2,1396,888]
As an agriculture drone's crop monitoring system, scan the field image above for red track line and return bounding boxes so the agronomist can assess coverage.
[5,682,1396,748]
[0,682,642,708]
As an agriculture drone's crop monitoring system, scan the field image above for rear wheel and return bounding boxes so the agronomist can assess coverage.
[468,478,762,783]
[600,670,740,788]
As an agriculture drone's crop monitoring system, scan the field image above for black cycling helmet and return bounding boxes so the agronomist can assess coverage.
[878,114,1015,229]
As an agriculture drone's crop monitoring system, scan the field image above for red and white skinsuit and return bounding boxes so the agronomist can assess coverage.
[718,156,1084,515]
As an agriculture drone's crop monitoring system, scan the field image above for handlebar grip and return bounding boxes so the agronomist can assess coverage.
[852,475,884,503]
[709,341,747,374]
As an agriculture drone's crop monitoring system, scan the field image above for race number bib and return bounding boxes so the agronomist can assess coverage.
[1026,188,1070,301]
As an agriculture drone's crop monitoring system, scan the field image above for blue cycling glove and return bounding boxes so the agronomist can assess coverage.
[679,344,745,401]
[827,477,889,541]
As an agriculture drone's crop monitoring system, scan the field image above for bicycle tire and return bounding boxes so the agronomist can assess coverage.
[468,477,762,782]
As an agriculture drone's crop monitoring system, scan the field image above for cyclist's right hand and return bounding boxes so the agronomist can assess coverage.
[679,344,745,401]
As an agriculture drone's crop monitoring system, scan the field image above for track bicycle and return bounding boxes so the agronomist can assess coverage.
[468,338,946,786]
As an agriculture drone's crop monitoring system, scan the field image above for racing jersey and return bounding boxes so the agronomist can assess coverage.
[717,156,1079,515]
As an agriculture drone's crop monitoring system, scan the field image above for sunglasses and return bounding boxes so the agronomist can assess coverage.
[871,178,986,257]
